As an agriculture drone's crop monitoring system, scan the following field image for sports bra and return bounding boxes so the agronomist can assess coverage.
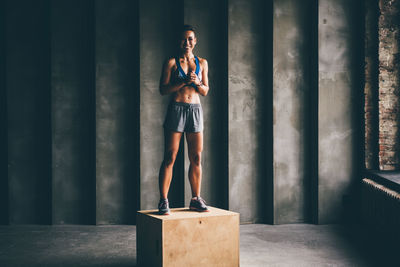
[175,56,202,87]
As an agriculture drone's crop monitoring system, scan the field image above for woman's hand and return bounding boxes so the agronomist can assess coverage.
[187,71,201,86]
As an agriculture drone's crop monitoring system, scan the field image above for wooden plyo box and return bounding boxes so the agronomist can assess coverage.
[137,206,239,267]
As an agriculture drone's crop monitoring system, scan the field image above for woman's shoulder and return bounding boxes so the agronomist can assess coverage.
[196,56,206,62]
[165,57,177,66]
[196,56,208,68]
[163,57,179,72]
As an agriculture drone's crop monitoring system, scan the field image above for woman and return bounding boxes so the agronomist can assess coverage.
[157,25,209,215]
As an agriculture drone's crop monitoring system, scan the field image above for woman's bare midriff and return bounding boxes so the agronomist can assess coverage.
[172,85,201,103]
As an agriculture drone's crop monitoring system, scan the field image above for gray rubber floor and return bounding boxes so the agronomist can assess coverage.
[0,224,397,267]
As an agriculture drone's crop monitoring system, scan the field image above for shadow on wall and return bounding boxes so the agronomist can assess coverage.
[342,0,366,225]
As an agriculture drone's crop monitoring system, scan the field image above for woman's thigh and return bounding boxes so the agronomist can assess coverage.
[186,132,203,154]
[164,130,183,156]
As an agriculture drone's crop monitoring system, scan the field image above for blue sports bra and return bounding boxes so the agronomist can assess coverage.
[175,56,202,88]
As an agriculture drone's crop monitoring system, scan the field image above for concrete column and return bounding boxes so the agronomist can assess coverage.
[139,0,183,210]
[95,0,139,224]
[6,0,51,224]
[228,0,269,223]
[183,0,228,209]
[318,0,362,223]
[364,0,380,170]
[272,0,311,224]
[378,0,400,170]
[51,0,96,224]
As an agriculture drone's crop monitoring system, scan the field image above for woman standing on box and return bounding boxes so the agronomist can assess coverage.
[157,25,209,215]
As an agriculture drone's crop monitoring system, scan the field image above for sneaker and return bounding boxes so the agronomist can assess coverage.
[158,198,170,215]
[189,196,209,212]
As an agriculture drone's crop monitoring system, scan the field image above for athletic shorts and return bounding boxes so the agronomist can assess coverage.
[163,102,203,133]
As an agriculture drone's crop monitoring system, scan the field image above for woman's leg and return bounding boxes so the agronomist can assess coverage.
[186,131,203,197]
[159,130,183,199]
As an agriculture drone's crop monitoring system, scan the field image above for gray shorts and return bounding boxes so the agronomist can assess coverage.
[163,102,203,133]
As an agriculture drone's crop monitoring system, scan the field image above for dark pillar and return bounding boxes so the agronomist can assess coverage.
[51,0,96,224]
[6,0,51,224]
[95,0,139,224]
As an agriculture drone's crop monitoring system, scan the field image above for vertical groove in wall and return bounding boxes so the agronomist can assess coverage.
[219,0,229,210]
[95,0,139,224]
[133,0,141,224]
[51,0,96,224]
[0,0,9,225]
[6,0,52,224]
[169,0,185,209]
[221,0,229,211]
[135,0,141,215]
[346,0,366,223]
[310,0,319,224]
[166,0,184,209]
[90,0,97,225]
[265,0,274,224]
[255,0,272,223]
[182,0,190,206]
[300,0,313,224]
[364,0,380,171]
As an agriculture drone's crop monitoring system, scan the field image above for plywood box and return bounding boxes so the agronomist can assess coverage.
[137,206,240,267]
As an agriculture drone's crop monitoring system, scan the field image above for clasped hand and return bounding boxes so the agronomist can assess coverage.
[186,71,201,86]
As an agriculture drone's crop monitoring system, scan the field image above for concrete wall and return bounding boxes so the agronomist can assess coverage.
[139,0,184,210]
[272,0,312,224]
[318,0,364,223]
[51,0,95,225]
[6,0,52,224]
[1,0,364,225]
[95,0,139,224]
[228,0,269,223]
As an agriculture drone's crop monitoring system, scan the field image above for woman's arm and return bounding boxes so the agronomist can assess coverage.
[159,58,188,95]
[189,58,209,96]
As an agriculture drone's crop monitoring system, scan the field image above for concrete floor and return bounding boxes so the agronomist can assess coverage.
[0,224,397,267]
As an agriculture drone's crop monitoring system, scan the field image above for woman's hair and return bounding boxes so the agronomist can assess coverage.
[181,24,196,36]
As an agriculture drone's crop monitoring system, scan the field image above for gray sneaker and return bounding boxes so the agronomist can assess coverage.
[158,198,170,215]
[189,196,209,212]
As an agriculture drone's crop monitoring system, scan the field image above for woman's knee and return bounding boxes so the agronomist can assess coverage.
[189,151,201,166]
[163,150,178,167]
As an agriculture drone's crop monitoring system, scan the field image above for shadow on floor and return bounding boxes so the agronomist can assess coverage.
[332,223,399,267]
[0,225,137,267]
[1,224,398,266]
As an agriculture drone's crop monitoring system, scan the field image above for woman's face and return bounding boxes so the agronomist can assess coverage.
[180,30,197,53]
